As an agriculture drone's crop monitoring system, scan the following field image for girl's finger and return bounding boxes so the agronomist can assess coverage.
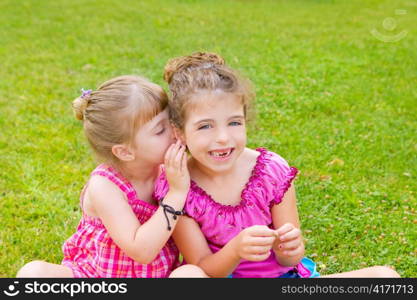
[246,252,271,262]
[167,140,181,167]
[180,146,188,173]
[249,246,273,255]
[174,144,185,168]
[248,236,276,246]
[276,223,294,237]
[164,143,175,166]
[279,238,301,250]
[248,225,277,237]
[279,228,301,242]
[283,245,304,257]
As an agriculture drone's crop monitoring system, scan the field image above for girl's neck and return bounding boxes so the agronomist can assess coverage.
[113,160,160,185]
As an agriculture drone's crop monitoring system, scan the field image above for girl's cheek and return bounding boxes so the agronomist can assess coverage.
[168,130,175,142]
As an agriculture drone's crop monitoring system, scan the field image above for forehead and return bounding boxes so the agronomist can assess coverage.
[140,108,169,130]
[187,90,244,121]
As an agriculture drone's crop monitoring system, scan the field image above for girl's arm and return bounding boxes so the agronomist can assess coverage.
[89,142,188,264]
[173,216,276,277]
[88,179,186,263]
[271,183,305,267]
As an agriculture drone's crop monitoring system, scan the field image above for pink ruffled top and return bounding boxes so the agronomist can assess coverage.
[154,148,309,278]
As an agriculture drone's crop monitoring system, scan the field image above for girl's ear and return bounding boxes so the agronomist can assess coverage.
[112,144,135,162]
[172,124,186,145]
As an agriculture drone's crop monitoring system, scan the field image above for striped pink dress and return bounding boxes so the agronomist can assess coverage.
[62,164,180,278]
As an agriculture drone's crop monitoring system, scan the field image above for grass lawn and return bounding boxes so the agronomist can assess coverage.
[0,0,416,277]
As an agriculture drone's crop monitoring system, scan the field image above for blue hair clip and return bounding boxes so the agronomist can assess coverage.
[80,88,92,99]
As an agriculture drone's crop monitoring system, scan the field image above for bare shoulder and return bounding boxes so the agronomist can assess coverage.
[234,148,261,177]
[88,174,116,190]
[88,175,126,202]
[83,175,127,217]
[241,147,261,164]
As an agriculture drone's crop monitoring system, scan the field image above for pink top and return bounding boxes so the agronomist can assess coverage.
[62,164,180,278]
[154,148,310,278]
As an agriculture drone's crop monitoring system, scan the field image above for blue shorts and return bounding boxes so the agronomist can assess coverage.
[227,257,320,278]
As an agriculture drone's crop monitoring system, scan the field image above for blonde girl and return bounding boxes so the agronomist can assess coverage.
[17,75,206,278]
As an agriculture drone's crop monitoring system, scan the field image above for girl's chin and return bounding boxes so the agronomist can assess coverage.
[203,158,236,173]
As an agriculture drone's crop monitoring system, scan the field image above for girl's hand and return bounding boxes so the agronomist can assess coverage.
[273,223,304,258]
[232,225,277,262]
[164,140,190,194]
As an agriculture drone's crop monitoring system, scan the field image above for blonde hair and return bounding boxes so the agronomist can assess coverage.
[163,52,254,130]
[72,75,168,164]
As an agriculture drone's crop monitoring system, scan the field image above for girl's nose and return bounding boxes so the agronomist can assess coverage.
[215,128,229,144]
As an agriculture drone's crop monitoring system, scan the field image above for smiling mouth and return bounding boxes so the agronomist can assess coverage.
[208,148,234,160]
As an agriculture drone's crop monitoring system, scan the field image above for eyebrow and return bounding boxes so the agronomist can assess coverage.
[193,118,212,125]
[193,115,244,126]
[229,115,245,120]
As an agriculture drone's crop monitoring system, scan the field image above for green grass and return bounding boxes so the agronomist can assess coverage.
[1,0,416,277]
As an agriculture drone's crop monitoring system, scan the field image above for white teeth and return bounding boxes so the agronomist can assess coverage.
[212,152,226,157]
[210,149,231,157]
